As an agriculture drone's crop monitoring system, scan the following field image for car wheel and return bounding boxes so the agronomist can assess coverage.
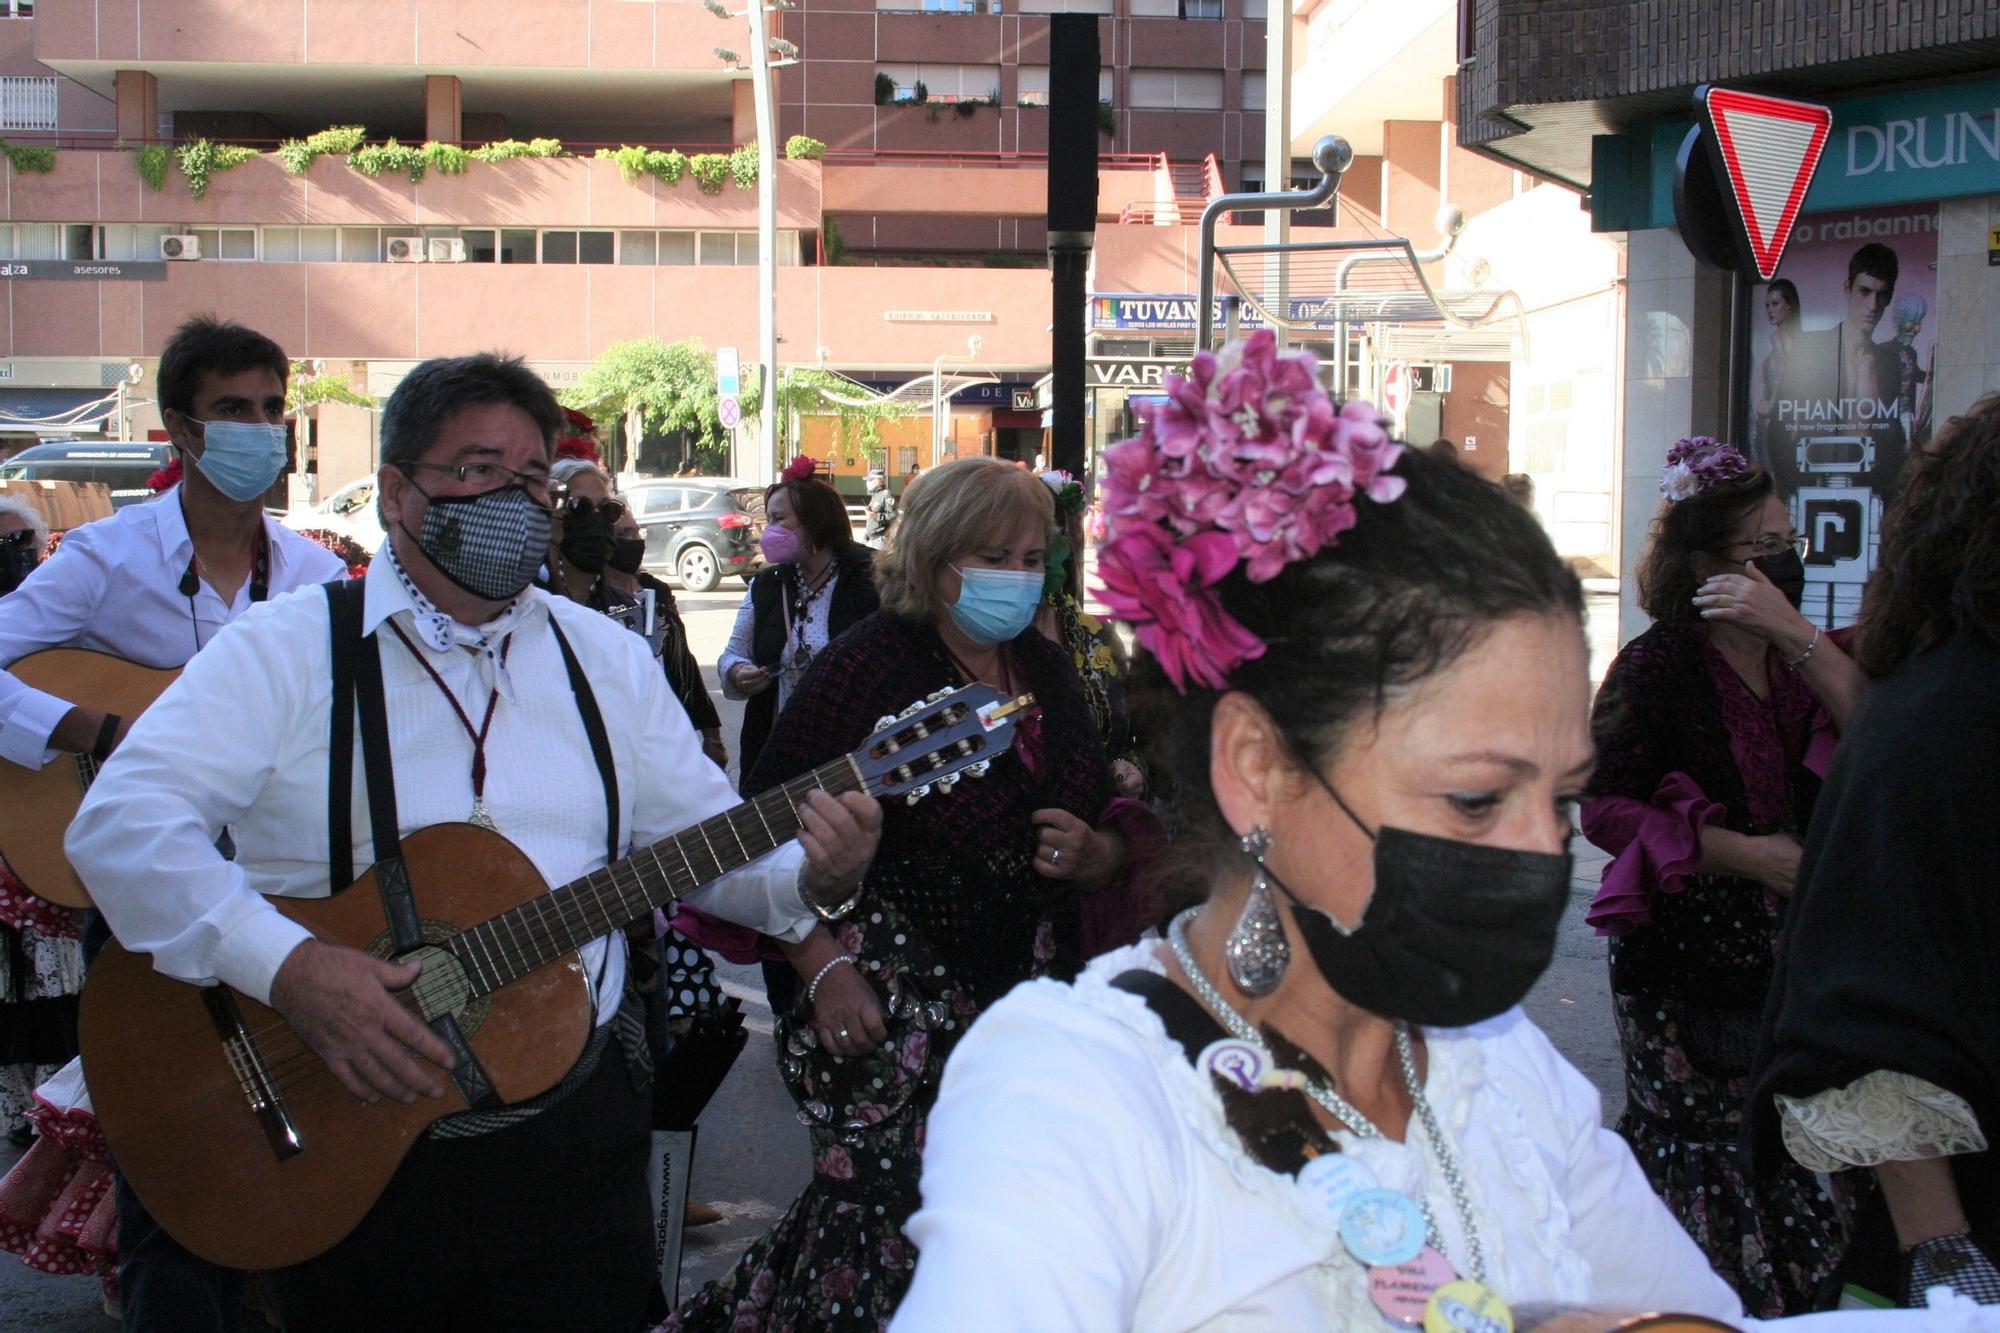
[677,543,721,592]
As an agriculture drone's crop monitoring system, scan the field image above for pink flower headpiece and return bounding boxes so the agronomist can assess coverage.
[1095,330,1405,693]
[1659,436,1749,502]
[779,455,818,484]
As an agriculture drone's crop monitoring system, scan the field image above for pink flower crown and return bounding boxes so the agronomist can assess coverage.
[1095,330,1405,693]
[1658,436,1749,502]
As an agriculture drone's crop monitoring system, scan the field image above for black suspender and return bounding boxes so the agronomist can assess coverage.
[550,618,621,867]
[1110,969,1230,1063]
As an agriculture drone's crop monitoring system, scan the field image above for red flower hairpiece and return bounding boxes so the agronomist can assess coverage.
[147,454,183,494]
[554,436,602,464]
[562,407,598,435]
[780,455,818,484]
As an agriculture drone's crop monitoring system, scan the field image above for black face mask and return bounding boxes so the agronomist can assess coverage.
[0,531,38,596]
[559,511,617,574]
[608,536,647,576]
[1751,548,1806,609]
[1271,770,1573,1028]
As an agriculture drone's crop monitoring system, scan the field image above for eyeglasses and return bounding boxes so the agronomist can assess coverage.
[1722,534,1810,561]
[401,460,564,505]
[558,495,628,525]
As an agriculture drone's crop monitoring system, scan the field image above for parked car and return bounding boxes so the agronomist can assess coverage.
[0,440,172,509]
[623,477,762,592]
[283,475,386,553]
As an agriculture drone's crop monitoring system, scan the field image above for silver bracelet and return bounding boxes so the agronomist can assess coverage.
[1787,625,1822,670]
[806,954,855,1005]
[808,883,862,922]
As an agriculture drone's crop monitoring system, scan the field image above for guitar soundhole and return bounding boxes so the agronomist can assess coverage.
[364,922,493,1036]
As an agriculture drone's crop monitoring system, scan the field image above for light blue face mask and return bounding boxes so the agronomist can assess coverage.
[191,419,288,503]
[948,565,1044,644]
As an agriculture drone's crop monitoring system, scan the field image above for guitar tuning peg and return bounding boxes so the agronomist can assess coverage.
[900,701,926,718]
[874,714,900,731]
[927,688,950,702]
[936,772,959,791]
[965,760,990,778]
[904,784,932,806]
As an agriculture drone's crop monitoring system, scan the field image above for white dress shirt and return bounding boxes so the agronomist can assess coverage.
[67,558,817,1021]
[896,943,1745,1332]
[0,486,347,768]
[718,568,840,713]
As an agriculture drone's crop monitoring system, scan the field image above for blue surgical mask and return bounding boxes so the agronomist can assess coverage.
[191,420,288,503]
[948,565,1043,644]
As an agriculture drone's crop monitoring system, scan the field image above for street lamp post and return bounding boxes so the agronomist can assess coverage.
[930,335,984,461]
[711,0,798,489]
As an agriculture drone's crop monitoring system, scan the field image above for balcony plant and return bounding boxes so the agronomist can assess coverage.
[347,138,426,182]
[875,72,895,106]
[420,142,471,177]
[0,140,54,174]
[784,135,826,161]
[1098,99,1116,137]
[278,126,365,174]
[689,153,729,195]
[728,143,759,190]
[176,139,259,200]
[469,138,566,162]
[134,143,169,191]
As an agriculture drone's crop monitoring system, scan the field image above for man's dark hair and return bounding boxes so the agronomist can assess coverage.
[380,354,564,468]
[156,315,289,422]
[1846,243,1898,292]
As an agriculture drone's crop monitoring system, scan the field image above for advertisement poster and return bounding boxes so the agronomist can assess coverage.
[1748,203,1938,629]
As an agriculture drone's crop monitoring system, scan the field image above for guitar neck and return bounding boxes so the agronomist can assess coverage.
[447,755,864,997]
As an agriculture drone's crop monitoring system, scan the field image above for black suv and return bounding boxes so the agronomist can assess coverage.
[624,478,764,591]
[0,440,174,508]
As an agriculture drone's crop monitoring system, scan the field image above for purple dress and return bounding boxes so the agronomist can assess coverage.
[1581,621,1858,1317]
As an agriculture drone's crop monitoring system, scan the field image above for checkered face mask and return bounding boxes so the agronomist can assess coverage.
[406,480,551,602]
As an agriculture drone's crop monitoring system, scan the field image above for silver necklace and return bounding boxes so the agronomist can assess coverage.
[1166,909,1487,1283]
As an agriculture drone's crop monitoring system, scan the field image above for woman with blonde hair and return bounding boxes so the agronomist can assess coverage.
[670,455,1136,1332]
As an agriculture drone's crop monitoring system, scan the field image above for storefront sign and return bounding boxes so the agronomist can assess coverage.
[1747,203,1937,629]
[0,261,167,280]
[882,311,993,323]
[1600,73,2000,231]
[1086,358,1190,388]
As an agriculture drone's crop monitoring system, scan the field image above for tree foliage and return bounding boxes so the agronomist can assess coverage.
[287,364,375,414]
[744,365,913,460]
[560,337,732,458]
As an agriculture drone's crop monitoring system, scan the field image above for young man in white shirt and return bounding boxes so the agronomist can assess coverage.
[68,353,882,1331]
[0,316,346,1330]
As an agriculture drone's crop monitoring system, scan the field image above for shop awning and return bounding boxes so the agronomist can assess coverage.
[0,386,116,434]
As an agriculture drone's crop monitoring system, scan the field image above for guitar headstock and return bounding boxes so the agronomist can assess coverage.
[856,684,1036,805]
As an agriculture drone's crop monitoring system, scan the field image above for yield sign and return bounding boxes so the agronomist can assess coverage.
[1698,86,1831,281]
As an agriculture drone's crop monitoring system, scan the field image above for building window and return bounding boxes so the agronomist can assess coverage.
[1130,0,1221,15]
[1128,69,1224,110]
[1,2,35,20]
[876,63,999,104]
[1242,0,1266,13]
[1015,0,1110,11]
[541,230,614,264]
[459,228,497,262]
[619,231,656,265]
[0,76,56,131]
[660,231,696,265]
[698,232,736,266]
[1241,71,1266,111]
[101,224,171,261]
[1016,66,1112,107]
[1180,0,1221,15]
[498,229,535,263]
[185,227,257,260]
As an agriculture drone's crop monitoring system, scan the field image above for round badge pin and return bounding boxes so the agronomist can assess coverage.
[1293,1153,1379,1224]
[1338,1188,1427,1268]
[1367,1246,1457,1326]
[1196,1039,1267,1092]
[1422,1279,1514,1333]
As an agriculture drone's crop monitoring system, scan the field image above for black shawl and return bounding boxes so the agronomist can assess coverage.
[1746,631,2000,1234]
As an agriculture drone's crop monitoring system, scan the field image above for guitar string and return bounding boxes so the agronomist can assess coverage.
[225,764,880,1095]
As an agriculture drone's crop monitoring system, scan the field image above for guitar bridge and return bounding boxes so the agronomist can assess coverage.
[201,988,303,1163]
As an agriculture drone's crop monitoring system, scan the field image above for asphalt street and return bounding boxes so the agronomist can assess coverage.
[0,584,1628,1329]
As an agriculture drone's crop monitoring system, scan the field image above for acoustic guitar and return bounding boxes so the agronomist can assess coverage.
[79,683,1032,1270]
[0,649,182,909]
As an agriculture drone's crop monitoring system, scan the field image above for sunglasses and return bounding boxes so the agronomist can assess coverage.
[559,496,628,525]
[0,530,36,549]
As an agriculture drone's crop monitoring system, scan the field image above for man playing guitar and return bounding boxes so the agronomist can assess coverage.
[66,353,881,1330]
[0,316,346,1329]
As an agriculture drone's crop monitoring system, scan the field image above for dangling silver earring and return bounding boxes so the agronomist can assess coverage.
[1224,825,1289,995]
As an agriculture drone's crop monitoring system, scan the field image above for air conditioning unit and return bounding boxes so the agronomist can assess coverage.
[159,234,201,261]
[427,237,467,264]
[385,237,426,263]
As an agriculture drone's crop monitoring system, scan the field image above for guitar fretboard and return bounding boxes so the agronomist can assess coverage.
[444,754,865,997]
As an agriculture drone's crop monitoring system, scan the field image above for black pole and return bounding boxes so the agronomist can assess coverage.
[1046,13,1099,480]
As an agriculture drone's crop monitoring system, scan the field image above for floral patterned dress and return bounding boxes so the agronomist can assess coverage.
[1582,621,1860,1316]
[666,610,1115,1333]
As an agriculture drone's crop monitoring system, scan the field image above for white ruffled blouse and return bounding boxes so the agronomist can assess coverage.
[895,943,1744,1331]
